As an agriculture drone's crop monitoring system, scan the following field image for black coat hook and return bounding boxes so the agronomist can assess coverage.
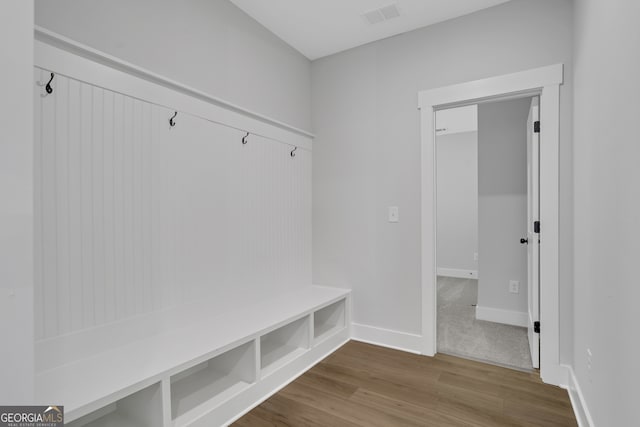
[290,146,297,158]
[242,132,249,145]
[169,111,177,127]
[45,73,55,94]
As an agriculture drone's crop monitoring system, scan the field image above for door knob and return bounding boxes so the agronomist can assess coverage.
[520,238,528,244]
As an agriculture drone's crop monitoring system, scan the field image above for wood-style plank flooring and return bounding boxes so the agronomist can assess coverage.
[233,341,577,427]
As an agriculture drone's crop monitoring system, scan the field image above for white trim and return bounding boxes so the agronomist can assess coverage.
[537,83,561,386]
[34,26,314,149]
[351,323,422,354]
[437,268,478,279]
[475,306,528,327]
[419,64,565,385]
[565,365,595,427]
[418,64,563,109]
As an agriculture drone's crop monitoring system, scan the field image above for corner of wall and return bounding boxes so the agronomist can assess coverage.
[564,365,595,427]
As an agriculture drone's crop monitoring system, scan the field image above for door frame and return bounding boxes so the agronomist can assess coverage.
[418,64,565,386]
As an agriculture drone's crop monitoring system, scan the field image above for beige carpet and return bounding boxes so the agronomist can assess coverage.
[437,276,533,371]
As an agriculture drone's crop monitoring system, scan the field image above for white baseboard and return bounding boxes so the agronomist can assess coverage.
[475,306,528,327]
[437,268,478,279]
[351,323,422,354]
[564,365,594,427]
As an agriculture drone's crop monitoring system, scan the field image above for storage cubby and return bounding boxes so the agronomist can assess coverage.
[66,383,163,427]
[314,299,346,343]
[260,316,310,377]
[170,341,255,425]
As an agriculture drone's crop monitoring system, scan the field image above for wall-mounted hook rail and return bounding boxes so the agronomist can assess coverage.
[45,73,55,95]
[290,146,297,158]
[169,111,178,127]
[242,132,249,145]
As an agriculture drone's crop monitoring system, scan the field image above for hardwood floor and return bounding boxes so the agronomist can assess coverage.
[233,340,577,427]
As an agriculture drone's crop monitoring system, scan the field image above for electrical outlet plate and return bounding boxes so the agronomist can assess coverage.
[509,280,519,293]
[388,206,399,223]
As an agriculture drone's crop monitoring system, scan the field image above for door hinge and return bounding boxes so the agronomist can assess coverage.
[534,121,540,133]
[534,221,540,233]
[534,321,540,333]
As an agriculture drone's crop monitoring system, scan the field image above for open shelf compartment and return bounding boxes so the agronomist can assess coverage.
[314,299,346,343]
[170,341,255,426]
[260,316,309,378]
[66,382,163,427]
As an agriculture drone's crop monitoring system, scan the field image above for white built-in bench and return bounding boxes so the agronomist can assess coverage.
[35,286,350,426]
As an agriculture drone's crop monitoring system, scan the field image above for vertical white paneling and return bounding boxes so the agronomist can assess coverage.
[172,113,221,303]
[151,105,176,311]
[102,90,116,323]
[113,93,126,320]
[92,86,106,326]
[149,105,162,312]
[141,102,153,314]
[67,78,83,332]
[55,74,71,336]
[132,100,143,315]
[34,69,44,340]
[165,108,181,308]
[122,96,135,317]
[34,70,313,341]
[80,80,95,329]
[40,68,58,338]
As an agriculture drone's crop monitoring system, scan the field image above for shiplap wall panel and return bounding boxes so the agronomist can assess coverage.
[67,78,83,333]
[102,89,115,324]
[113,92,126,320]
[34,69,44,340]
[40,69,58,338]
[34,70,311,341]
[122,96,134,318]
[55,72,71,336]
[92,86,106,328]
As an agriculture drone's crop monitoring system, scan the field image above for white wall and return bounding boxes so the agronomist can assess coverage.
[312,0,573,363]
[436,131,478,274]
[0,0,34,404]
[572,0,640,424]
[34,0,311,132]
[477,98,529,316]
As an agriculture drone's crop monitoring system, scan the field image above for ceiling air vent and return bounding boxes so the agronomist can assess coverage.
[362,3,401,25]
[379,4,401,20]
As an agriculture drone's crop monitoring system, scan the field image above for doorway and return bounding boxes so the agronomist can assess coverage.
[435,97,538,371]
[418,64,564,386]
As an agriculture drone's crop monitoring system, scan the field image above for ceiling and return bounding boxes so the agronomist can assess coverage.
[229,0,512,60]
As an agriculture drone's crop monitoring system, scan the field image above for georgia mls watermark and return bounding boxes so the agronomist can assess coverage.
[0,406,63,427]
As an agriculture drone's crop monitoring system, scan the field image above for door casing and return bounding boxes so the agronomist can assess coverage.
[527,96,541,369]
[418,64,565,386]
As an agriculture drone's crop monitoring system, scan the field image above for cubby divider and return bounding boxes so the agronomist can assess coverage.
[66,382,163,427]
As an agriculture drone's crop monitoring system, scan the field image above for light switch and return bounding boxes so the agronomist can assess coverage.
[388,206,399,223]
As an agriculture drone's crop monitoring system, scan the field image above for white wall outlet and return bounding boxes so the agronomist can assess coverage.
[388,206,399,223]
[473,252,479,261]
[509,280,520,293]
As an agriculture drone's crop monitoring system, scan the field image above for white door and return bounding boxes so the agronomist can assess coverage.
[526,97,540,369]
